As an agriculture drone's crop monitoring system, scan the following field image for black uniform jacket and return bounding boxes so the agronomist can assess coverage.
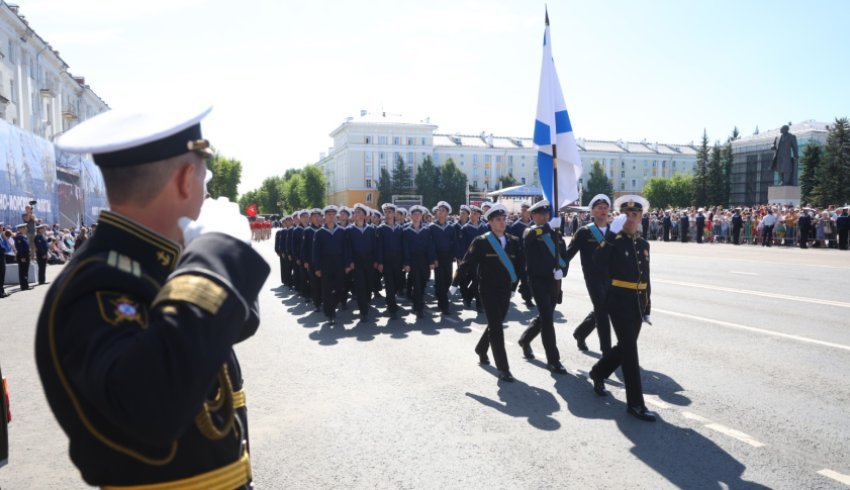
[595,229,651,315]
[459,233,523,293]
[34,210,270,487]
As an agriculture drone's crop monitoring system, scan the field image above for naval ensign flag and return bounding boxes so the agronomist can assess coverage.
[534,9,582,210]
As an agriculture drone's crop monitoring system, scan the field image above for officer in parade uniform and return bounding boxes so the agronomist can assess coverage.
[564,194,612,355]
[731,208,744,245]
[301,209,323,311]
[402,205,437,318]
[35,104,270,488]
[430,201,458,315]
[662,212,672,242]
[274,217,287,285]
[35,224,50,285]
[589,195,656,422]
[837,208,849,250]
[508,202,535,308]
[289,211,308,296]
[696,209,705,244]
[516,200,568,374]
[376,203,404,316]
[13,224,30,290]
[347,203,377,322]
[459,204,523,382]
[313,206,351,324]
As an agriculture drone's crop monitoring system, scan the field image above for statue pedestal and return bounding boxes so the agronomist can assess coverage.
[767,186,800,206]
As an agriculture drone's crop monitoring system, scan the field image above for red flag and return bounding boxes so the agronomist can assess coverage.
[245,203,258,217]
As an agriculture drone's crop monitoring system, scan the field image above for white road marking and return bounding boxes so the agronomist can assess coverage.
[681,411,711,424]
[644,396,672,410]
[704,423,766,448]
[817,469,850,486]
[654,278,850,309]
[654,308,850,353]
[729,270,758,276]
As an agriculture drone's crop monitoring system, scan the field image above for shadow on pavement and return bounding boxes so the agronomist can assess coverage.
[552,373,768,489]
[465,374,561,431]
[613,368,692,407]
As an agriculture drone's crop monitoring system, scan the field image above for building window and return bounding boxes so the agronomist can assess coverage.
[421,137,427,145]
[365,152,372,163]
[10,79,16,103]
[365,136,371,144]
[393,152,400,163]
[620,182,625,190]
[508,155,513,164]
[366,192,373,202]
[407,152,414,165]
[621,170,625,178]
[393,136,400,145]
[366,179,372,188]
[484,155,491,164]
[379,136,387,145]
[521,177,526,184]
[473,181,478,188]
[473,154,479,164]
[407,137,414,145]
[631,179,636,187]
[495,155,502,164]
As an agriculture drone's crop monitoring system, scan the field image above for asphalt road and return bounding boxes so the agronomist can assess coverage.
[1,238,849,489]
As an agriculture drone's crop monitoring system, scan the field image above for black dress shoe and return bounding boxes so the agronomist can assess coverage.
[627,405,657,422]
[524,299,535,308]
[573,332,589,352]
[498,370,515,382]
[590,372,608,396]
[359,312,368,323]
[476,350,490,365]
[518,339,535,359]
[547,362,568,374]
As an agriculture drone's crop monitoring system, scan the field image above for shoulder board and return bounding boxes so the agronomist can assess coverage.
[535,228,543,236]
[106,250,142,277]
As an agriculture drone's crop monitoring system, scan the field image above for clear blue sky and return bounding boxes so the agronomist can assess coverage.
[18,0,850,192]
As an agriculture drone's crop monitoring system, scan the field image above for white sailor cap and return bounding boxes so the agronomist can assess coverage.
[588,194,611,208]
[381,202,396,211]
[481,201,494,209]
[372,210,383,218]
[15,223,26,229]
[310,208,322,215]
[484,203,508,221]
[56,103,214,167]
[352,203,370,215]
[338,206,351,215]
[436,201,452,214]
[298,209,309,216]
[409,205,428,214]
[398,207,409,216]
[284,214,293,220]
[520,202,531,209]
[529,200,551,214]
[459,205,471,213]
[470,205,483,214]
[613,195,650,213]
[323,205,338,214]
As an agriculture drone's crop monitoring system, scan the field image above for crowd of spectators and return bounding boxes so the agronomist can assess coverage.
[2,222,93,266]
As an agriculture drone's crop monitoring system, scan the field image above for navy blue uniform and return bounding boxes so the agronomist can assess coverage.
[696,214,705,243]
[591,229,652,409]
[430,221,458,313]
[564,223,612,354]
[732,214,744,245]
[35,233,49,284]
[518,224,568,365]
[403,224,436,315]
[347,224,377,318]
[375,223,404,313]
[275,227,290,286]
[837,213,849,250]
[313,225,350,320]
[301,225,322,309]
[289,224,306,295]
[459,232,522,373]
[458,222,487,307]
[508,218,533,304]
[14,232,30,289]
[35,210,269,487]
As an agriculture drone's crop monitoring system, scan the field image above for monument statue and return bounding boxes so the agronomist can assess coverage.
[771,124,799,186]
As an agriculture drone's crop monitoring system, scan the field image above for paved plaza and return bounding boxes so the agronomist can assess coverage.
[2,240,849,489]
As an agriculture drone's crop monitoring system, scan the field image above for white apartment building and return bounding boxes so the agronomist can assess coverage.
[319,112,699,207]
[0,2,108,140]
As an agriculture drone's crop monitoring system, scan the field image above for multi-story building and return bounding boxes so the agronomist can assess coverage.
[0,1,108,140]
[319,110,699,207]
[730,120,829,206]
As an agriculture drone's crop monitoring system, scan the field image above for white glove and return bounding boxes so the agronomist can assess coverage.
[449,285,459,296]
[178,197,251,246]
[610,215,627,234]
[643,315,652,325]
[553,269,564,280]
[204,169,214,194]
[511,291,516,299]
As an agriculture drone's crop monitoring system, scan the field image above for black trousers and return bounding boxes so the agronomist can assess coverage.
[309,265,322,308]
[17,257,30,289]
[382,258,403,312]
[839,230,849,250]
[518,267,532,302]
[662,225,670,242]
[409,261,429,314]
[591,291,645,408]
[572,279,611,354]
[37,257,47,284]
[475,286,511,372]
[320,268,345,319]
[799,226,809,248]
[434,253,454,311]
[278,255,287,285]
[762,225,774,246]
[732,226,742,245]
[0,257,5,294]
[696,228,703,243]
[519,275,561,364]
[352,258,374,315]
[680,225,689,242]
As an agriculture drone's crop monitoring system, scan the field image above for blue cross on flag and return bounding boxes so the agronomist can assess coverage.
[534,10,582,210]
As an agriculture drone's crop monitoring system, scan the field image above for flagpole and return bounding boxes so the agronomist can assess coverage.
[552,144,558,210]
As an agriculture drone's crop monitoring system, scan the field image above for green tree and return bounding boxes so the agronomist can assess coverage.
[581,161,614,206]
[693,130,710,207]
[669,174,695,208]
[376,168,393,206]
[414,155,440,207]
[238,188,265,215]
[259,176,284,214]
[392,156,413,193]
[282,173,305,211]
[642,178,674,210]
[815,117,850,205]
[206,154,242,201]
[439,158,468,211]
[799,143,822,206]
[707,142,724,205]
[721,127,739,206]
[499,174,519,189]
[299,165,327,208]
